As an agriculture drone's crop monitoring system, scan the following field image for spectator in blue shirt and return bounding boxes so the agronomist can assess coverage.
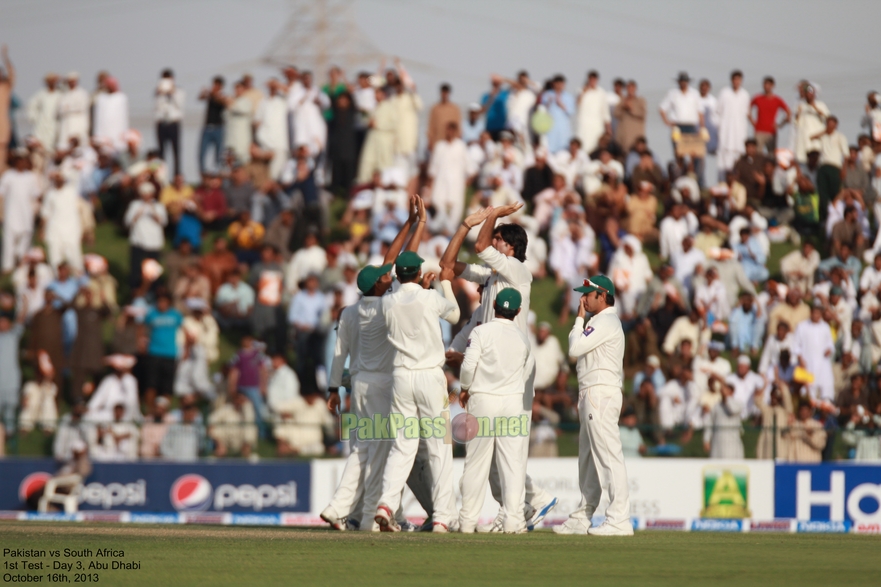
[632,355,666,396]
[143,290,183,406]
[729,291,765,355]
[288,273,327,395]
[735,227,769,284]
[46,262,89,355]
[462,104,485,145]
[481,77,510,140]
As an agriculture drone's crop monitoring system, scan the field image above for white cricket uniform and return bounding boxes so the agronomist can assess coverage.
[450,305,552,514]
[326,296,433,531]
[458,318,534,533]
[566,306,631,530]
[459,248,553,515]
[377,282,459,527]
[461,247,532,334]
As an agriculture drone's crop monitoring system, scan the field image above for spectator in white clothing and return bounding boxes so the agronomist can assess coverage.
[267,353,301,418]
[123,181,167,290]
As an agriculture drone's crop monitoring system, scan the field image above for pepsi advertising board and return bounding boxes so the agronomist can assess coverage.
[3,459,310,513]
[775,464,881,524]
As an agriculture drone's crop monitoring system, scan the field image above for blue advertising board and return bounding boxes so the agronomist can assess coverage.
[775,463,881,524]
[1,458,310,513]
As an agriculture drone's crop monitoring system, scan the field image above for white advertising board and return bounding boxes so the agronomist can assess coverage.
[311,457,774,526]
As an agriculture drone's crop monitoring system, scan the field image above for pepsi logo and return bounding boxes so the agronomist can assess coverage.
[170,474,213,511]
[19,472,51,503]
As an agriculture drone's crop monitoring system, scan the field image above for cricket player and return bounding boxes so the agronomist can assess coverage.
[322,196,432,532]
[458,288,534,533]
[374,250,461,532]
[555,275,632,536]
[441,204,557,531]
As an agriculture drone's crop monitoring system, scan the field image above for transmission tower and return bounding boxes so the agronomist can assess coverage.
[261,0,386,76]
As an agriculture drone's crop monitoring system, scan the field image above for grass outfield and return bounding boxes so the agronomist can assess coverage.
[1,522,878,587]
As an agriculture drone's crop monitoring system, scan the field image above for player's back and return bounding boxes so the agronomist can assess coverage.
[382,282,455,370]
[464,318,532,397]
[347,296,395,375]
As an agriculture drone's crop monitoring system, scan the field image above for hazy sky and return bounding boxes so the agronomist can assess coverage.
[4,0,880,178]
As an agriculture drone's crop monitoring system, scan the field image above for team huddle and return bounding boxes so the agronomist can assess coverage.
[319,195,631,535]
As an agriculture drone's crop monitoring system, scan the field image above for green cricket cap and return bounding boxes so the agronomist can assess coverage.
[574,275,616,296]
[495,288,522,311]
[395,251,424,275]
[356,263,393,294]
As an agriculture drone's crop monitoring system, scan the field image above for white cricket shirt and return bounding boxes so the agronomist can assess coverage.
[568,306,625,391]
[459,318,534,397]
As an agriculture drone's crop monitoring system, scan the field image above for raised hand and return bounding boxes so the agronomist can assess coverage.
[495,202,524,218]
[421,272,437,289]
[463,206,494,229]
[415,194,427,222]
[408,194,418,223]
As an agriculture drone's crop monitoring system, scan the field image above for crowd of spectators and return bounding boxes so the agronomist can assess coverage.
[1,43,881,463]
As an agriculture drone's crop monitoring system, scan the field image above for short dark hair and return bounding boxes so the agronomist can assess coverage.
[440,83,451,92]
[213,75,225,86]
[494,224,528,262]
[731,69,743,80]
[161,68,174,79]
[493,303,518,320]
[397,269,421,283]
[828,115,839,123]
[745,138,757,147]
[763,76,775,85]
[604,293,616,307]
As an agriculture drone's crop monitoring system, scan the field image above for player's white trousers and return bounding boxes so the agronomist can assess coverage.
[377,367,455,527]
[459,393,529,533]
[327,371,391,526]
[569,385,631,528]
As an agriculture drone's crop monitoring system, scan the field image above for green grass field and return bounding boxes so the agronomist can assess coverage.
[1,522,878,587]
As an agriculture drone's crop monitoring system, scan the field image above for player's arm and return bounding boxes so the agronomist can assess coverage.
[523,343,537,399]
[474,202,523,254]
[459,329,482,406]
[568,313,614,359]
[439,207,495,277]
[327,308,353,412]
[406,195,427,253]
[439,280,461,324]
[382,195,417,265]
[447,309,479,369]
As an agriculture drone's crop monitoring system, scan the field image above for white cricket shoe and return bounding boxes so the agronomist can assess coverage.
[588,522,634,537]
[477,510,505,533]
[552,518,592,535]
[374,505,400,533]
[320,506,346,531]
[528,497,558,531]
[432,522,450,533]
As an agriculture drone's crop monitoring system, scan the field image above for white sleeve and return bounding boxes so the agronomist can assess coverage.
[460,262,493,285]
[328,308,353,388]
[459,327,482,391]
[568,315,615,359]
[478,246,529,285]
[450,312,478,353]
[440,280,461,324]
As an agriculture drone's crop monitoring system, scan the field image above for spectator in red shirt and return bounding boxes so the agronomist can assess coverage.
[194,171,228,229]
[750,76,791,155]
